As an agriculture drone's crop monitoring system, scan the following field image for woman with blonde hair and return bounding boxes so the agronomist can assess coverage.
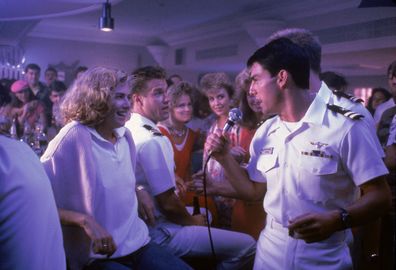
[41,66,191,270]
[158,81,217,219]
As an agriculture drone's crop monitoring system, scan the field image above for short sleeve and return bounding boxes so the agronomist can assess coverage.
[41,124,96,215]
[246,130,267,183]
[138,139,175,196]
[340,121,389,186]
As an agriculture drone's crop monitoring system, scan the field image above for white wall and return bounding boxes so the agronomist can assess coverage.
[22,37,156,85]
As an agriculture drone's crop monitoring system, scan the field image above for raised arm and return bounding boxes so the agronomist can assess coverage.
[204,130,266,201]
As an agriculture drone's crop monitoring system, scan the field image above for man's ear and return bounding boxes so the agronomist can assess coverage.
[132,93,143,107]
[276,70,289,90]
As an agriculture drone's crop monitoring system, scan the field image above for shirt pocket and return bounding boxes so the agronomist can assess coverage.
[297,150,339,203]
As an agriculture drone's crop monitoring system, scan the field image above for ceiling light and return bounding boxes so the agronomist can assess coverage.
[99,0,114,32]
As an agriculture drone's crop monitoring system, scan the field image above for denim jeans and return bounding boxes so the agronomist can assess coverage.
[84,242,192,270]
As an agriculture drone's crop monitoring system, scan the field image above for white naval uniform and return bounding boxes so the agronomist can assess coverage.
[125,113,256,270]
[247,91,389,270]
[317,82,384,157]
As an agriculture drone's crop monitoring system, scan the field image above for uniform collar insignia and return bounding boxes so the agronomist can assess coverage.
[143,124,163,136]
[310,141,328,149]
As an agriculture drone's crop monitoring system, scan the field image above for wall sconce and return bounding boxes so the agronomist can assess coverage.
[99,0,114,32]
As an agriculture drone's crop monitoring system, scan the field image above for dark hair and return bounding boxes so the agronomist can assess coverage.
[366,87,392,115]
[45,67,57,74]
[320,71,348,91]
[0,83,11,106]
[235,69,260,129]
[388,60,396,78]
[167,74,183,86]
[267,28,321,74]
[49,81,67,93]
[247,38,310,89]
[192,89,210,119]
[25,63,41,73]
[10,88,36,107]
[75,66,88,77]
[131,66,167,94]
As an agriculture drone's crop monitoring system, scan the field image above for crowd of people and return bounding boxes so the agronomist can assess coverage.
[1,27,395,270]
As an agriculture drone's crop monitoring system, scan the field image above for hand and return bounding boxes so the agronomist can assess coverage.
[23,101,38,114]
[230,146,247,163]
[204,130,229,160]
[190,213,207,226]
[189,170,216,196]
[288,211,339,243]
[81,215,117,256]
[136,188,156,226]
[175,175,187,197]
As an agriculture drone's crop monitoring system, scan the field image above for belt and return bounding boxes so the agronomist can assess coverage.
[266,216,348,244]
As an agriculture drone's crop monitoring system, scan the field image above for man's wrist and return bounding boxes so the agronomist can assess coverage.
[339,208,352,230]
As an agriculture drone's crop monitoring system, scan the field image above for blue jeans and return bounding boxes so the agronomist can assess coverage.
[84,242,192,270]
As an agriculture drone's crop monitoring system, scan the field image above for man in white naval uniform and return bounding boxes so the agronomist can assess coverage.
[204,38,391,269]
[267,28,383,158]
[125,66,256,270]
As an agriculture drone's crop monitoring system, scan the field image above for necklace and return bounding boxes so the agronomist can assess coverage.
[169,126,186,138]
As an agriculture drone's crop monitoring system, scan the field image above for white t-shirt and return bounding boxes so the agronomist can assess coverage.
[0,135,66,270]
[87,127,150,258]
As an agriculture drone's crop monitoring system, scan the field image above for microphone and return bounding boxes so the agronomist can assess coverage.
[207,108,243,158]
[222,108,243,134]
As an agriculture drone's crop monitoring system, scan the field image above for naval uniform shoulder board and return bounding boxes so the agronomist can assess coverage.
[327,104,364,120]
[143,124,163,136]
[332,89,363,103]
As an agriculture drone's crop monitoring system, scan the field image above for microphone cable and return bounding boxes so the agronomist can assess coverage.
[202,151,217,269]
[199,108,242,268]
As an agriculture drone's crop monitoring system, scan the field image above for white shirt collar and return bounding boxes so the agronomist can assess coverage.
[87,126,126,142]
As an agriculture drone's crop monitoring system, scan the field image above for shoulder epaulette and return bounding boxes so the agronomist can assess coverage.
[332,89,363,103]
[143,124,163,136]
[327,104,364,120]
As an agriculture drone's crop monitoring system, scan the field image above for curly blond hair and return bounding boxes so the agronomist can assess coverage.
[167,81,196,107]
[61,66,129,126]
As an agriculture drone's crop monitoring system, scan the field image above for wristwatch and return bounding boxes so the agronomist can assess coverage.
[339,208,351,229]
[136,185,145,192]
